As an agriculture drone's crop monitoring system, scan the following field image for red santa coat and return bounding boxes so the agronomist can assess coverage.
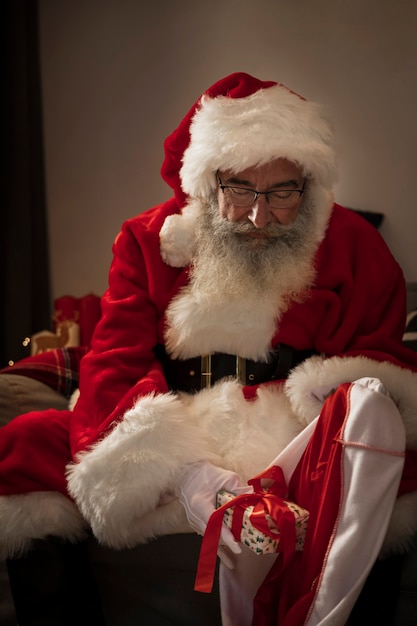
[1,199,417,560]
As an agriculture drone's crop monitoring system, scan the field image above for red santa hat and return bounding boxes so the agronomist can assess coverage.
[161,72,337,205]
[160,72,337,267]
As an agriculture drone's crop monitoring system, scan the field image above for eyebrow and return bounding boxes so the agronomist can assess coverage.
[225,176,302,189]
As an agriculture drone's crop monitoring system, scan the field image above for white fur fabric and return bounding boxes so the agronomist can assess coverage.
[180,86,337,200]
[0,491,87,559]
[285,354,417,448]
[66,381,303,548]
[65,353,417,553]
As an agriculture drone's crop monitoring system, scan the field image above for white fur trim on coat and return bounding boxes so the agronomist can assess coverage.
[65,354,417,555]
[66,381,303,549]
[285,355,417,447]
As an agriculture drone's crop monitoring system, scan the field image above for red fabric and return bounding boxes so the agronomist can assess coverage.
[399,449,417,495]
[54,293,101,346]
[71,202,417,456]
[251,384,353,626]
[252,383,416,626]
[0,408,74,496]
[0,202,416,498]
[161,73,278,205]
[53,295,79,328]
[77,294,101,346]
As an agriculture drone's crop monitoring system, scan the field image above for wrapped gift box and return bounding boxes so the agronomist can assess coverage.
[217,489,309,556]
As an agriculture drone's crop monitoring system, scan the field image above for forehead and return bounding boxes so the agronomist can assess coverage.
[220,158,303,181]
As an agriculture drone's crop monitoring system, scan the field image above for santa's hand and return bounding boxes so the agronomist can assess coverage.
[178,460,249,558]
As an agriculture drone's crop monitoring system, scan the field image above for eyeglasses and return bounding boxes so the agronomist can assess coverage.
[217,174,305,209]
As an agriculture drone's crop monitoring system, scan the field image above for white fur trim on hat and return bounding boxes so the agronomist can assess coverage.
[180,85,337,199]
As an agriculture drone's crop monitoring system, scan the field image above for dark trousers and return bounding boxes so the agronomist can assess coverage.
[6,533,221,626]
[88,533,221,626]
[7,532,414,626]
[6,536,105,626]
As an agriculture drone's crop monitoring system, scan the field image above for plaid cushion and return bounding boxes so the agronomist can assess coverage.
[0,346,88,398]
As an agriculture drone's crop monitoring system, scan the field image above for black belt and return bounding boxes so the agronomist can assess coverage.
[154,344,317,393]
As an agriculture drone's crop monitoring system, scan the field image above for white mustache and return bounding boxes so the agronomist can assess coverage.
[225,220,291,238]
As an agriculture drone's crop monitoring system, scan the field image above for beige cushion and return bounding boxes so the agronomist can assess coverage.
[0,374,68,427]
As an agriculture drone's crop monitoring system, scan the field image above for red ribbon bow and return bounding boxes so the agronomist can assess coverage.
[194,465,297,593]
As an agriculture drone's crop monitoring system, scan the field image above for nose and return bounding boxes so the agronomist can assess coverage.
[247,197,272,228]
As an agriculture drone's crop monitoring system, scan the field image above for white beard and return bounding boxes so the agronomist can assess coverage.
[164,185,332,360]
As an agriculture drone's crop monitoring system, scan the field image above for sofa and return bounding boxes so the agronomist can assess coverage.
[1,284,417,625]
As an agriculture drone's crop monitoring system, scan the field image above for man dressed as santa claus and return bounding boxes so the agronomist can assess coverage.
[1,72,417,626]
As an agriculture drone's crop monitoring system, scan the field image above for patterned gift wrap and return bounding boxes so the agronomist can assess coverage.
[216,490,309,555]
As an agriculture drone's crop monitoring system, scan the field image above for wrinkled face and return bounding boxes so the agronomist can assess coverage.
[217,158,305,229]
